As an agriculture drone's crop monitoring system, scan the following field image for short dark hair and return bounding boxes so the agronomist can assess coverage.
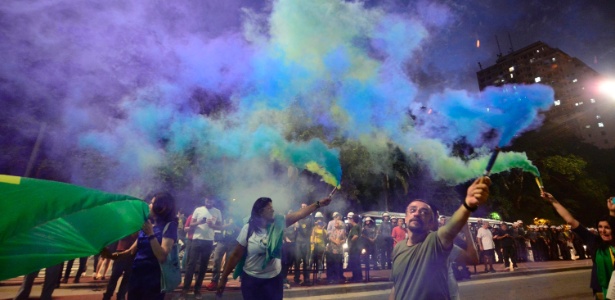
[150,191,177,223]
[407,199,437,220]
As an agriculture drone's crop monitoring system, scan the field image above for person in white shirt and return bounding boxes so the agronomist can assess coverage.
[476,222,496,273]
[181,197,223,299]
[217,196,332,300]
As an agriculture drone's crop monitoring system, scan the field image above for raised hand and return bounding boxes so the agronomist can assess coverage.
[465,176,491,207]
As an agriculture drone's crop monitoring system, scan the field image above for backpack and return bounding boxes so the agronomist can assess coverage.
[160,222,181,293]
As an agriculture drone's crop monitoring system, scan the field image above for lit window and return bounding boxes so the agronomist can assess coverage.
[597,115,601,119]
[598,123,604,127]
[586,125,591,129]
[554,100,561,106]
[536,50,540,53]
[535,77,541,83]
[510,74,514,78]
[590,99,596,103]
[552,57,556,62]
[579,102,583,105]
[509,67,515,72]
[575,103,579,106]
[573,79,578,83]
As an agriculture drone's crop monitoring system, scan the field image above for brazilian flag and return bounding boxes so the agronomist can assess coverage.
[0,175,149,280]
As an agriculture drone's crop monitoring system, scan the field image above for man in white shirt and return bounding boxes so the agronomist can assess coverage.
[476,222,496,273]
[181,197,223,299]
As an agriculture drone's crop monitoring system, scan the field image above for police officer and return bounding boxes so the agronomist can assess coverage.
[377,213,393,269]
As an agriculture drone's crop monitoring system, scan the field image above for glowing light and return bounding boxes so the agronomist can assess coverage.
[598,80,615,100]
[476,39,480,48]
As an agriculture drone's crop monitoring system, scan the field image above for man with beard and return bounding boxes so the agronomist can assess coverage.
[389,177,490,300]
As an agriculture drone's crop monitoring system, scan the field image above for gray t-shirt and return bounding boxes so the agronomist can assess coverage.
[390,231,451,300]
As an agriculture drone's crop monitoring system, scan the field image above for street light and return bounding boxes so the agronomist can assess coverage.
[598,79,615,100]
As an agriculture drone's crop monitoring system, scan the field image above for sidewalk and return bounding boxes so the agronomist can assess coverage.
[0,259,593,300]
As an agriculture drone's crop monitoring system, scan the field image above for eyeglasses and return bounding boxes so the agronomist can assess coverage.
[407,207,431,216]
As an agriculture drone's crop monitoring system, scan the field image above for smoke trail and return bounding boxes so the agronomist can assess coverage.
[0,0,554,206]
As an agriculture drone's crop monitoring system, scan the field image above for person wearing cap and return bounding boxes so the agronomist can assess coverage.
[541,192,615,298]
[527,225,540,262]
[548,225,560,261]
[361,217,378,271]
[327,212,342,233]
[389,177,490,299]
[346,212,355,235]
[537,225,550,262]
[347,214,363,283]
[325,212,342,280]
[377,212,394,270]
[326,219,347,284]
[513,221,528,262]
[294,203,315,286]
[571,228,587,260]
[310,212,327,281]
[556,225,572,261]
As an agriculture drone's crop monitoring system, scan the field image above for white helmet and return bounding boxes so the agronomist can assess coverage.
[333,212,341,217]
[347,212,355,218]
[364,217,373,223]
[315,212,324,218]
[382,212,390,217]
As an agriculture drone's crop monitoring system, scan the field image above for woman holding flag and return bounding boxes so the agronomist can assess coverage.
[216,195,332,300]
[541,191,615,299]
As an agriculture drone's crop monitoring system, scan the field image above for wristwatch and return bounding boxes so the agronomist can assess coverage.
[315,200,321,208]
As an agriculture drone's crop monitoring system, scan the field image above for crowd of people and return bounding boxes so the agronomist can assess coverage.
[470,218,589,274]
[13,181,615,300]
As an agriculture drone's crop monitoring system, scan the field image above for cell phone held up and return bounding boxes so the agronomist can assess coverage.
[201,217,208,224]
[611,197,615,205]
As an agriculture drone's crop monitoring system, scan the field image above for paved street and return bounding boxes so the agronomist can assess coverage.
[282,269,593,300]
[0,259,593,300]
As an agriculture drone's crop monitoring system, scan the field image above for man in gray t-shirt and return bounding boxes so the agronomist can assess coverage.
[389,177,491,300]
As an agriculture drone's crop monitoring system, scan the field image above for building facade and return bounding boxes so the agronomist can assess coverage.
[477,41,615,149]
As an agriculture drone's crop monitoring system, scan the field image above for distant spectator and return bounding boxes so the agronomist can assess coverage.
[377,212,394,269]
[392,218,406,247]
[476,222,496,273]
[311,212,327,281]
[181,197,223,299]
[326,220,347,284]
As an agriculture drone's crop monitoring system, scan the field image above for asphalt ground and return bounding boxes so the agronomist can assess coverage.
[0,258,593,300]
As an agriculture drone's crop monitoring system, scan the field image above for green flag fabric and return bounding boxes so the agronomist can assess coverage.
[0,174,149,280]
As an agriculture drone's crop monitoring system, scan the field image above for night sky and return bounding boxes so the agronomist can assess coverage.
[363,0,615,91]
[0,0,611,211]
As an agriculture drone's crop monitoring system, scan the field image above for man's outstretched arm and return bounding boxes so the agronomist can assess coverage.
[438,177,491,249]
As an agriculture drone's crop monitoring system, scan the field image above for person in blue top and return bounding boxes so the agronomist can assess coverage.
[216,195,332,300]
[106,191,178,300]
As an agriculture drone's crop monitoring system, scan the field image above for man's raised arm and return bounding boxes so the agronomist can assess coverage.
[438,177,491,249]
